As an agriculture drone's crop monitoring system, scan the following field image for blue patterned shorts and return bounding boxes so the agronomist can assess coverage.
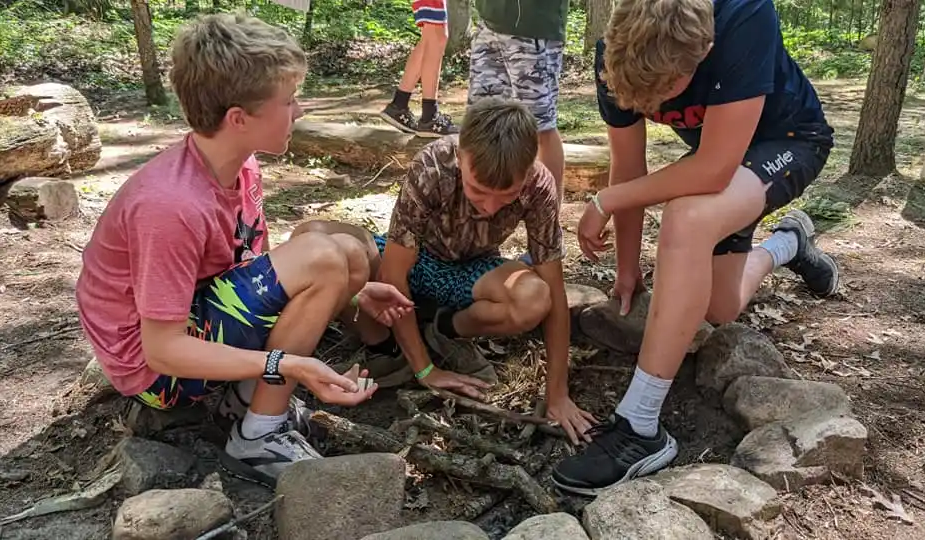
[374,235,505,310]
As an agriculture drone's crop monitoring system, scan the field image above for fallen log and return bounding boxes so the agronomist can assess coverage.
[288,120,610,193]
[310,410,558,514]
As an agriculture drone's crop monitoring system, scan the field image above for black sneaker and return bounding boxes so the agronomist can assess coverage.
[552,414,678,496]
[772,209,839,296]
[416,111,458,138]
[380,103,418,134]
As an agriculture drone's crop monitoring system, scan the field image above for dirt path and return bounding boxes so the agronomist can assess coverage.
[1,80,924,538]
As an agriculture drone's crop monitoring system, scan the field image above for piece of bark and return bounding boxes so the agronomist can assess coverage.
[310,411,557,514]
[415,388,567,438]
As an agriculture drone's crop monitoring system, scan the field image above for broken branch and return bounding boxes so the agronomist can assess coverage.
[310,410,557,514]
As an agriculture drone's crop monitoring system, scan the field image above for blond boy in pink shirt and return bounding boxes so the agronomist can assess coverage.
[76,13,411,487]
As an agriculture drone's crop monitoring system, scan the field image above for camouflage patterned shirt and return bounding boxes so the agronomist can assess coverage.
[387,137,562,264]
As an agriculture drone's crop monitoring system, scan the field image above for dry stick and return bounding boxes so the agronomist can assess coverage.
[360,156,400,188]
[414,388,567,438]
[310,410,557,514]
[1,325,81,352]
[194,495,283,540]
[515,399,546,449]
[402,406,527,465]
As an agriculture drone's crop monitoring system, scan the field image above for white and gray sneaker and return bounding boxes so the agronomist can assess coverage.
[220,421,322,488]
[217,383,315,438]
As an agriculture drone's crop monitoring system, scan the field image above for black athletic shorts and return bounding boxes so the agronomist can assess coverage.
[683,122,835,255]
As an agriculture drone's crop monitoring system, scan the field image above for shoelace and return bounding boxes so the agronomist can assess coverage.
[271,426,322,460]
[583,417,634,461]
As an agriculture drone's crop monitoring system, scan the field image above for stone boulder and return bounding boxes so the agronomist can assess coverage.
[276,453,406,540]
[582,479,714,540]
[5,177,79,222]
[361,521,488,540]
[652,464,780,539]
[99,436,196,496]
[0,83,101,184]
[579,290,713,356]
[112,488,233,540]
[731,411,868,491]
[724,376,851,430]
[695,323,790,392]
[503,512,589,540]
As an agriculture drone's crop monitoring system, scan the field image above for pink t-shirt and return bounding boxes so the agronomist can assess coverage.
[76,134,267,395]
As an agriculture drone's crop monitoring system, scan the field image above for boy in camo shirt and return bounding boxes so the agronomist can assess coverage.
[346,98,597,445]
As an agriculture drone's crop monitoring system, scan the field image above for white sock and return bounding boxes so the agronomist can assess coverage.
[759,230,799,268]
[615,366,673,438]
[240,410,289,439]
[235,380,257,405]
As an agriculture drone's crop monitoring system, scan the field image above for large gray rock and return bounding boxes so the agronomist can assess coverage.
[582,479,713,540]
[6,177,79,222]
[106,437,196,496]
[724,376,851,430]
[112,488,233,540]
[362,521,488,540]
[652,464,780,539]
[579,291,713,355]
[503,512,589,540]
[695,323,790,392]
[276,453,405,540]
[731,411,868,491]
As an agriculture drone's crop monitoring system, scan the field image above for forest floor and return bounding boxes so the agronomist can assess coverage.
[1,77,924,539]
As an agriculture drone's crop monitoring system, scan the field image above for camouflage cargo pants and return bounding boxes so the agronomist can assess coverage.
[467,22,564,132]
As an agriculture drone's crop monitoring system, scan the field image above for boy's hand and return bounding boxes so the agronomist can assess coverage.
[357,282,415,326]
[578,201,612,262]
[421,366,491,400]
[546,395,599,445]
[614,266,645,316]
[284,357,377,406]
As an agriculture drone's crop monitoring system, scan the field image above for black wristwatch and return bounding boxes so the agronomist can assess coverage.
[262,349,286,385]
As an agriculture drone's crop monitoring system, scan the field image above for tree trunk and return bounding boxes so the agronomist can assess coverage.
[130,0,168,106]
[848,0,921,177]
[446,0,471,56]
[584,0,613,56]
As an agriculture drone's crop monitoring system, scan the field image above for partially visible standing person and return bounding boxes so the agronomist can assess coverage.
[469,0,569,205]
[380,0,458,137]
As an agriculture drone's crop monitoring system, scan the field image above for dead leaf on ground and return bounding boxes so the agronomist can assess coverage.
[861,484,915,524]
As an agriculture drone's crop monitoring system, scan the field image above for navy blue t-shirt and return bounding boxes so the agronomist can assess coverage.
[595,0,828,149]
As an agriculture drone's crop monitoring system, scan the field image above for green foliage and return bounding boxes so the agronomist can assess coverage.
[781,28,872,79]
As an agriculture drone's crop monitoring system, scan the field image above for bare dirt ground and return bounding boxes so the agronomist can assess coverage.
[1,79,924,539]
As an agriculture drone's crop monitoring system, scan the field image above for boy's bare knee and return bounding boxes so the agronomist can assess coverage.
[329,233,371,296]
[506,272,552,333]
[273,232,350,297]
[659,197,712,249]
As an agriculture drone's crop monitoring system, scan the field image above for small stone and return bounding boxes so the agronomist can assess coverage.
[695,323,790,392]
[276,453,405,540]
[362,521,488,540]
[6,177,79,221]
[724,376,851,430]
[105,437,196,495]
[583,479,713,540]
[652,464,780,540]
[79,357,112,389]
[565,283,608,316]
[199,471,223,492]
[112,488,233,540]
[579,291,713,355]
[503,512,589,540]
[731,411,868,491]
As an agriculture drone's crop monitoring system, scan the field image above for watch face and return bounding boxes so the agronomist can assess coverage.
[263,374,286,386]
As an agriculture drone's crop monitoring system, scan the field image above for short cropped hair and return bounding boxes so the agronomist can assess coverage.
[458,98,538,190]
[170,13,307,135]
[603,0,714,114]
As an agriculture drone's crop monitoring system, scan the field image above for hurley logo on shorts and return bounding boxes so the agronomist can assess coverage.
[762,150,794,176]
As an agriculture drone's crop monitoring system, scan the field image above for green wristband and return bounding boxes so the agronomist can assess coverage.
[414,363,434,380]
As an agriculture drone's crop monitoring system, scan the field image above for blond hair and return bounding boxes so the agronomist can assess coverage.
[602,0,714,114]
[459,98,538,190]
[170,13,307,135]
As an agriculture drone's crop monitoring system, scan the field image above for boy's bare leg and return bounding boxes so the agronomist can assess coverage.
[419,23,448,104]
[397,40,426,96]
[706,250,775,324]
[246,232,362,419]
[451,262,552,337]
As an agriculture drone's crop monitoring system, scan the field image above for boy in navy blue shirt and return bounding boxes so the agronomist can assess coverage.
[553,0,839,495]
